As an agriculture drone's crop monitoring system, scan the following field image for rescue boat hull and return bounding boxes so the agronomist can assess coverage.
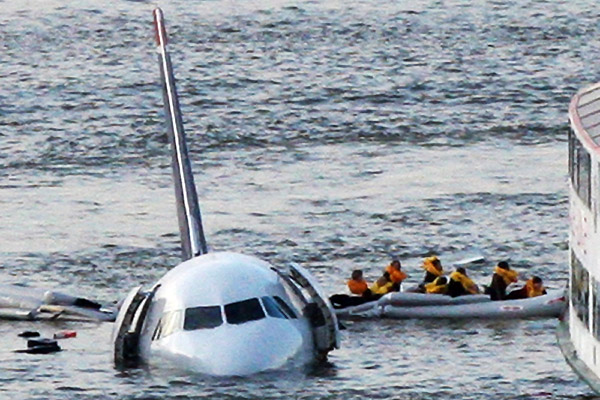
[335,289,565,320]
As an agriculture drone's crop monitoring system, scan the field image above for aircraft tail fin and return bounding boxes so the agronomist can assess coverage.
[153,8,208,260]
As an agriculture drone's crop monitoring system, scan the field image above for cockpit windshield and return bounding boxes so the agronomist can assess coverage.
[184,305,223,330]
[273,296,298,319]
[261,296,298,319]
[224,298,265,325]
[154,296,299,340]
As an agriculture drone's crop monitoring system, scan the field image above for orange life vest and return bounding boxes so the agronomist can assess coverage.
[347,279,369,295]
[450,271,479,295]
[386,265,408,284]
[494,266,518,285]
[422,257,443,277]
[525,279,545,298]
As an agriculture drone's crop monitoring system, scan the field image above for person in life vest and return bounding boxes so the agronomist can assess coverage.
[486,261,518,301]
[329,269,379,309]
[424,276,449,295]
[506,276,547,300]
[385,259,408,292]
[347,269,370,296]
[422,256,443,284]
[370,272,394,295]
[448,267,480,297]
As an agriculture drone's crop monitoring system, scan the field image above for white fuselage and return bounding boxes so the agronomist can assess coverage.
[137,252,315,376]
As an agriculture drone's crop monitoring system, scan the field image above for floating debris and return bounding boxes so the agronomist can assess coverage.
[53,330,77,339]
[17,331,40,338]
[15,338,61,354]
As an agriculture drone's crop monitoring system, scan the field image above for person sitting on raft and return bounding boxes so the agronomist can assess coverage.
[329,269,379,309]
[448,267,480,297]
[347,269,371,296]
[370,272,394,295]
[486,261,518,301]
[415,256,444,293]
[422,256,443,284]
[506,276,547,300]
[385,259,408,292]
[424,276,449,295]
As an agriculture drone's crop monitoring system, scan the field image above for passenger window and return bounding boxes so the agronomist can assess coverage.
[224,298,265,325]
[273,296,298,319]
[261,296,288,319]
[184,306,223,330]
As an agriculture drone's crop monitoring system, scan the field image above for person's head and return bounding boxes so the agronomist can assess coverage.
[531,276,543,290]
[456,267,467,275]
[391,259,401,270]
[497,261,510,270]
[436,276,448,285]
[351,270,363,281]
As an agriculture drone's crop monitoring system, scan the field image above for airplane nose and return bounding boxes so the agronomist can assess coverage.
[156,320,310,376]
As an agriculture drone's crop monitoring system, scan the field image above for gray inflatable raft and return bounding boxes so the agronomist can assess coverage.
[336,289,566,320]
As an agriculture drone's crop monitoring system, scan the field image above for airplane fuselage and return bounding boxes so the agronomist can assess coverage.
[137,252,315,375]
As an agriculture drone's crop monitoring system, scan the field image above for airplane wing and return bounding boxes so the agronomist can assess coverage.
[0,284,117,322]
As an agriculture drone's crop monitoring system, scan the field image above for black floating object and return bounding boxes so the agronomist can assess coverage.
[16,344,62,354]
[18,331,40,338]
[15,338,62,354]
[27,338,57,348]
[73,298,102,310]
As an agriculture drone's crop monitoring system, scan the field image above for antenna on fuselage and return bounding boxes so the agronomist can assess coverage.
[153,8,208,260]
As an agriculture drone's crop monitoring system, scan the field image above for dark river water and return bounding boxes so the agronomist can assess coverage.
[1,0,599,398]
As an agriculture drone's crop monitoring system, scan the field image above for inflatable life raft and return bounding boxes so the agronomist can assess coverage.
[335,289,566,320]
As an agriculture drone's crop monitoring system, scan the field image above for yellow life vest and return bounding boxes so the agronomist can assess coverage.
[450,271,479,294]
[525,279,545,298]
[370,280,394,295]
[425,277,448,294]
[494,266,518,285]
[422,256,443,277]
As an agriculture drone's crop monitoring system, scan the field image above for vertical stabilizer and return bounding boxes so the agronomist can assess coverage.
[153,8,208,260]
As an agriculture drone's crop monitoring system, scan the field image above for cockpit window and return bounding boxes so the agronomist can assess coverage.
[273,296,298,319]
[184,305,223,330]
[153,309,183,341]
[224,298,265,325]
[261,296,288,319]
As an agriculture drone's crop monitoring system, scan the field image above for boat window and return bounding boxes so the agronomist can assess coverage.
[224,298,265,325]
[571,251,590,329]
[153,310,183,340]
[569,128,576,184]
[577,141,591,207]
[274,296,298,319]
[183,306,223,330]
[594,278,600,340]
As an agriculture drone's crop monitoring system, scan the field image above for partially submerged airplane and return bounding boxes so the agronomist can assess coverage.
[111,8,339,376]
